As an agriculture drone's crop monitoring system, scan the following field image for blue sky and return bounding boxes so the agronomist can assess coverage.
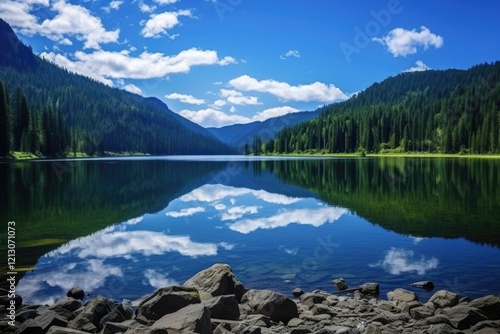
[1,0,499,127]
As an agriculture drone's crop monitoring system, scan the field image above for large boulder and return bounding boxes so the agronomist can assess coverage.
[66,288,85,300]
[136,285,201,323]
[241,289,298,324]
[184,264,247,302]
[428,290,459,309]
[203,295,240,320]
[49,297,82,312]
[469,295,500,320]
[68,295,115,331]
[34,310,68,333]
[387,288,418,304]
[150,303,212,334]
[441,305,488,330]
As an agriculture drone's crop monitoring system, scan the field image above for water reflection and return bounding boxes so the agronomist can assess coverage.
[4,157,500,304]
[369,248,439,275]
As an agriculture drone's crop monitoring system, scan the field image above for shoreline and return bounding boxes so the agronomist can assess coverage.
[1,264,499,333]
[3,151,500,162]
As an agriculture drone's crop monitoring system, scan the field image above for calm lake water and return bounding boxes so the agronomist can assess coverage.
[1,156,500,305]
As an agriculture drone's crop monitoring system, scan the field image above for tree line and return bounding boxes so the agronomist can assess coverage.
[265,62,500,155]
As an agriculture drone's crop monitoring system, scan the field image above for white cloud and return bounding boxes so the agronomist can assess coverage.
[166,206,206,217]
[369,248,439,275]
[139,1,157,13]
[213,99,227,108]
[166,93,206,105]
[39,0,120,49]
[220,89,261,106]
[141,9,192,38]
[178,108,251,127]
[0,0,45,35]
[280,49,300,59]
[102,0,123,13]
[220,205,260,221]
[229,75,348,103]
[252,106,300,122]
[40,47,236,83]
[123,84,144,96]
[373,26,444,57]
[229,207,347,234]
[404,60,431,72]
[144,269,179,289]
[155,0,179,4]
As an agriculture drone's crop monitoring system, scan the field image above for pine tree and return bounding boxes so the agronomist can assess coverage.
[0,81,12,156]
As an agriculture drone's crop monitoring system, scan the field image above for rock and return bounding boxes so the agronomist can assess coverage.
[410,281,435,291]
[299,293,326,309]
[245,314,271,327]
[68,295,115,330]
[49,297,82,312]
[99,304,131,329]
[102,322,130,334]
[203,295,240,320]
[16,319,42,334]
[0,288,22,308]
[441,305,488,330]
[332,278,348,291]
[241,289,298,324]
[287,318,304,327]
[473,328,500,334]
[184,263,247,302]
[469,295,500,320]
[232,323,262,334]
[16,308,39,322]
[47,326,89,334]
[410,305,435,320]
[150,303,212,334]
[34,310,68,333]
[293,288,304,298]
[311,304,336,316]
[428,290,459,309]
[427,323,457,334]
[136,285,201,323]
[359,283,379,295]
[67,288,85,300]
[387,288,418,304]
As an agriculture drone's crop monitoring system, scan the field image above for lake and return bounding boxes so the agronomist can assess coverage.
[1,156,500,305]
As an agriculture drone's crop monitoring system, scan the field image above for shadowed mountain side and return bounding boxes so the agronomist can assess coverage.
[0,159,228,289]
[261,158,500,248]
[207,110,321,150]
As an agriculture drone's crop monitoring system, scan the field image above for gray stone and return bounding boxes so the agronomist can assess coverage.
[442,305,488,330]
[241,289,298,324]
[332,278,348,291]
[184,263,247,302]
[293,288,305,298]
[360,283,379,295]
[47,326,89,334]
[232,323,261,334]
[16,308,38,322]
[203,294,240,320]
[469,295,500,320]
[102,322,130,334]
[299,293,326,309]
[245,314,271,327]
[49,297,82,312]
[16,319,42,334]
[311,304,336,316]
[387,288,418,304]
[427,323,457,334]
[68,295,115,330]
[473,328,500,334]
[428,290,459,309]
[136,285,201,322]
[66,288,85,300]
[150,303,212,334]
[409,305,435,320]
[287,317,304,327]
[401,300,422,314]
[34,310,68,333]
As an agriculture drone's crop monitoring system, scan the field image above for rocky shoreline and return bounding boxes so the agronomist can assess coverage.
[1,263,499,334]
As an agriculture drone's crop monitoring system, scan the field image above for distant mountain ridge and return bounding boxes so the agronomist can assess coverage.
[0,19,235,156]
[207,110,321,150]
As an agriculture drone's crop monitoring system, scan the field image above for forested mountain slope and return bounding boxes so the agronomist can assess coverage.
[268,62,500,154]
[0,19,234,157]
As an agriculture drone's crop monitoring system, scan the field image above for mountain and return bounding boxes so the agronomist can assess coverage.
[207,110,321,151]
[0,19,235,157]
[268,62,500,155]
